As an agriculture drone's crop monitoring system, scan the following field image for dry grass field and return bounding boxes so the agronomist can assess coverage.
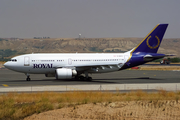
[139,65,180,71]
[0,91,180,120]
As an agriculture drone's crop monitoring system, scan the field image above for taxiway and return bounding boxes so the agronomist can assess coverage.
[0,69,180,87]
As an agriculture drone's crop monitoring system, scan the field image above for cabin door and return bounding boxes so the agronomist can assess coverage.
[68,58,72,65]
[24,56,30,66]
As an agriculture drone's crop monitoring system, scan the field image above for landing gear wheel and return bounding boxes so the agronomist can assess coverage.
[26,78,31,81]
[87,77,92,81]
[74,75,84,80]
[79,76,85,81]
[84,71,92,81]
[74,75,92,81]
[26,76,31,81]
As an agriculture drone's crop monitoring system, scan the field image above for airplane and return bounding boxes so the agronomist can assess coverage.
[4,24,170,81]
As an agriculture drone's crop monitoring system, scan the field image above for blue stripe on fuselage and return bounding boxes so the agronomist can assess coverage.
[120,52,165,70]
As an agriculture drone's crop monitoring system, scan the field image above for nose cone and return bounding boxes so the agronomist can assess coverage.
[4,61,16,71]
[4,60,21,72]
[4,62,14,70]
[4,62,9,68]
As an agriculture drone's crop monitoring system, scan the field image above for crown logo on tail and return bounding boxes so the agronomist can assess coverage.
[146,36,160,49]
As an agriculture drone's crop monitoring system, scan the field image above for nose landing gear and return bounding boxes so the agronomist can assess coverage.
[26,73,31,81]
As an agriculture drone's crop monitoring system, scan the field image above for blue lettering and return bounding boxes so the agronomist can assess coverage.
[42,64,46,68]
[33,64,53,69]
[33,64,38,68]
[47,64,53,68]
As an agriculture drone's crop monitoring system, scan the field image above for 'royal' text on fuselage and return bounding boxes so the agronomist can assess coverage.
[33,64,53,68]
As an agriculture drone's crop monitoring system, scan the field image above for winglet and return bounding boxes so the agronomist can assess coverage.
[132,24,168,53]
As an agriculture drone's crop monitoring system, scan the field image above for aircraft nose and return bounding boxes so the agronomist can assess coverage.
[4,62,10,68]
[4,61,19,71]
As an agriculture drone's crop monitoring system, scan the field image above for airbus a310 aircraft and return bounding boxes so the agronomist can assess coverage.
[4,24,170,81]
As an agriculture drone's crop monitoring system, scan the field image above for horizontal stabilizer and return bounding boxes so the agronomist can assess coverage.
[143,54,175,61]
[143,54,164,61]
[164,54,176,57]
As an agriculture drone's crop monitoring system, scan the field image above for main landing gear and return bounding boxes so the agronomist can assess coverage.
[75,75,92,81]
[75,72,92,81]
[84,71,92,81]
[26,73,31,81]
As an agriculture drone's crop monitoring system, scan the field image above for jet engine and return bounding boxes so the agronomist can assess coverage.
[55,68,77,79]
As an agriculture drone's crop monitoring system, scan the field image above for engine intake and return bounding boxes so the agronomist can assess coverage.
[55,68,77,79]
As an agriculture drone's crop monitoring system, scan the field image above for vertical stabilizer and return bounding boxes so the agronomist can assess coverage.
[132,24,168,53]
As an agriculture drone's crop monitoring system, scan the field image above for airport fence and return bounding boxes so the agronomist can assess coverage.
[0,83,180,93]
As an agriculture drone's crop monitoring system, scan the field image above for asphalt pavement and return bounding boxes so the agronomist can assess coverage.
[0,69,180,87]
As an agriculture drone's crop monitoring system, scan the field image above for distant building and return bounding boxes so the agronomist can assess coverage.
[34,37,50,39]
[34,37,42,39]
[10,38,19,40]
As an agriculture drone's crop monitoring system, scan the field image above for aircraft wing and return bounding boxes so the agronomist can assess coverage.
[56,63,123,68]
[55,63,124,72]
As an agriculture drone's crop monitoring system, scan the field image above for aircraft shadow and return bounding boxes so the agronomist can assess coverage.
[1,77,164,85]
[50,77,164,84]
[94,77,163,81]
[48,79,116,84]
[0,79,54,83]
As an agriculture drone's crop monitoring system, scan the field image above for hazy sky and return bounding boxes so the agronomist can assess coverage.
[0,0,180,38]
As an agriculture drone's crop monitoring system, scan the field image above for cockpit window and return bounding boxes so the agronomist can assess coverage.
[11,59,17,62]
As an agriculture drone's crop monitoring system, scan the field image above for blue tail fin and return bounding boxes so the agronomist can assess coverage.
[132,24,168,53]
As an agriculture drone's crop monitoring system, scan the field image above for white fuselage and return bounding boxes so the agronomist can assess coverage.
[4,53,130,74]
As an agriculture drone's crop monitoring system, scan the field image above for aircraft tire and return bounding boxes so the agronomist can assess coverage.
[79,76,85,81]
[26,78,31,81]
[87,77,92,81]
